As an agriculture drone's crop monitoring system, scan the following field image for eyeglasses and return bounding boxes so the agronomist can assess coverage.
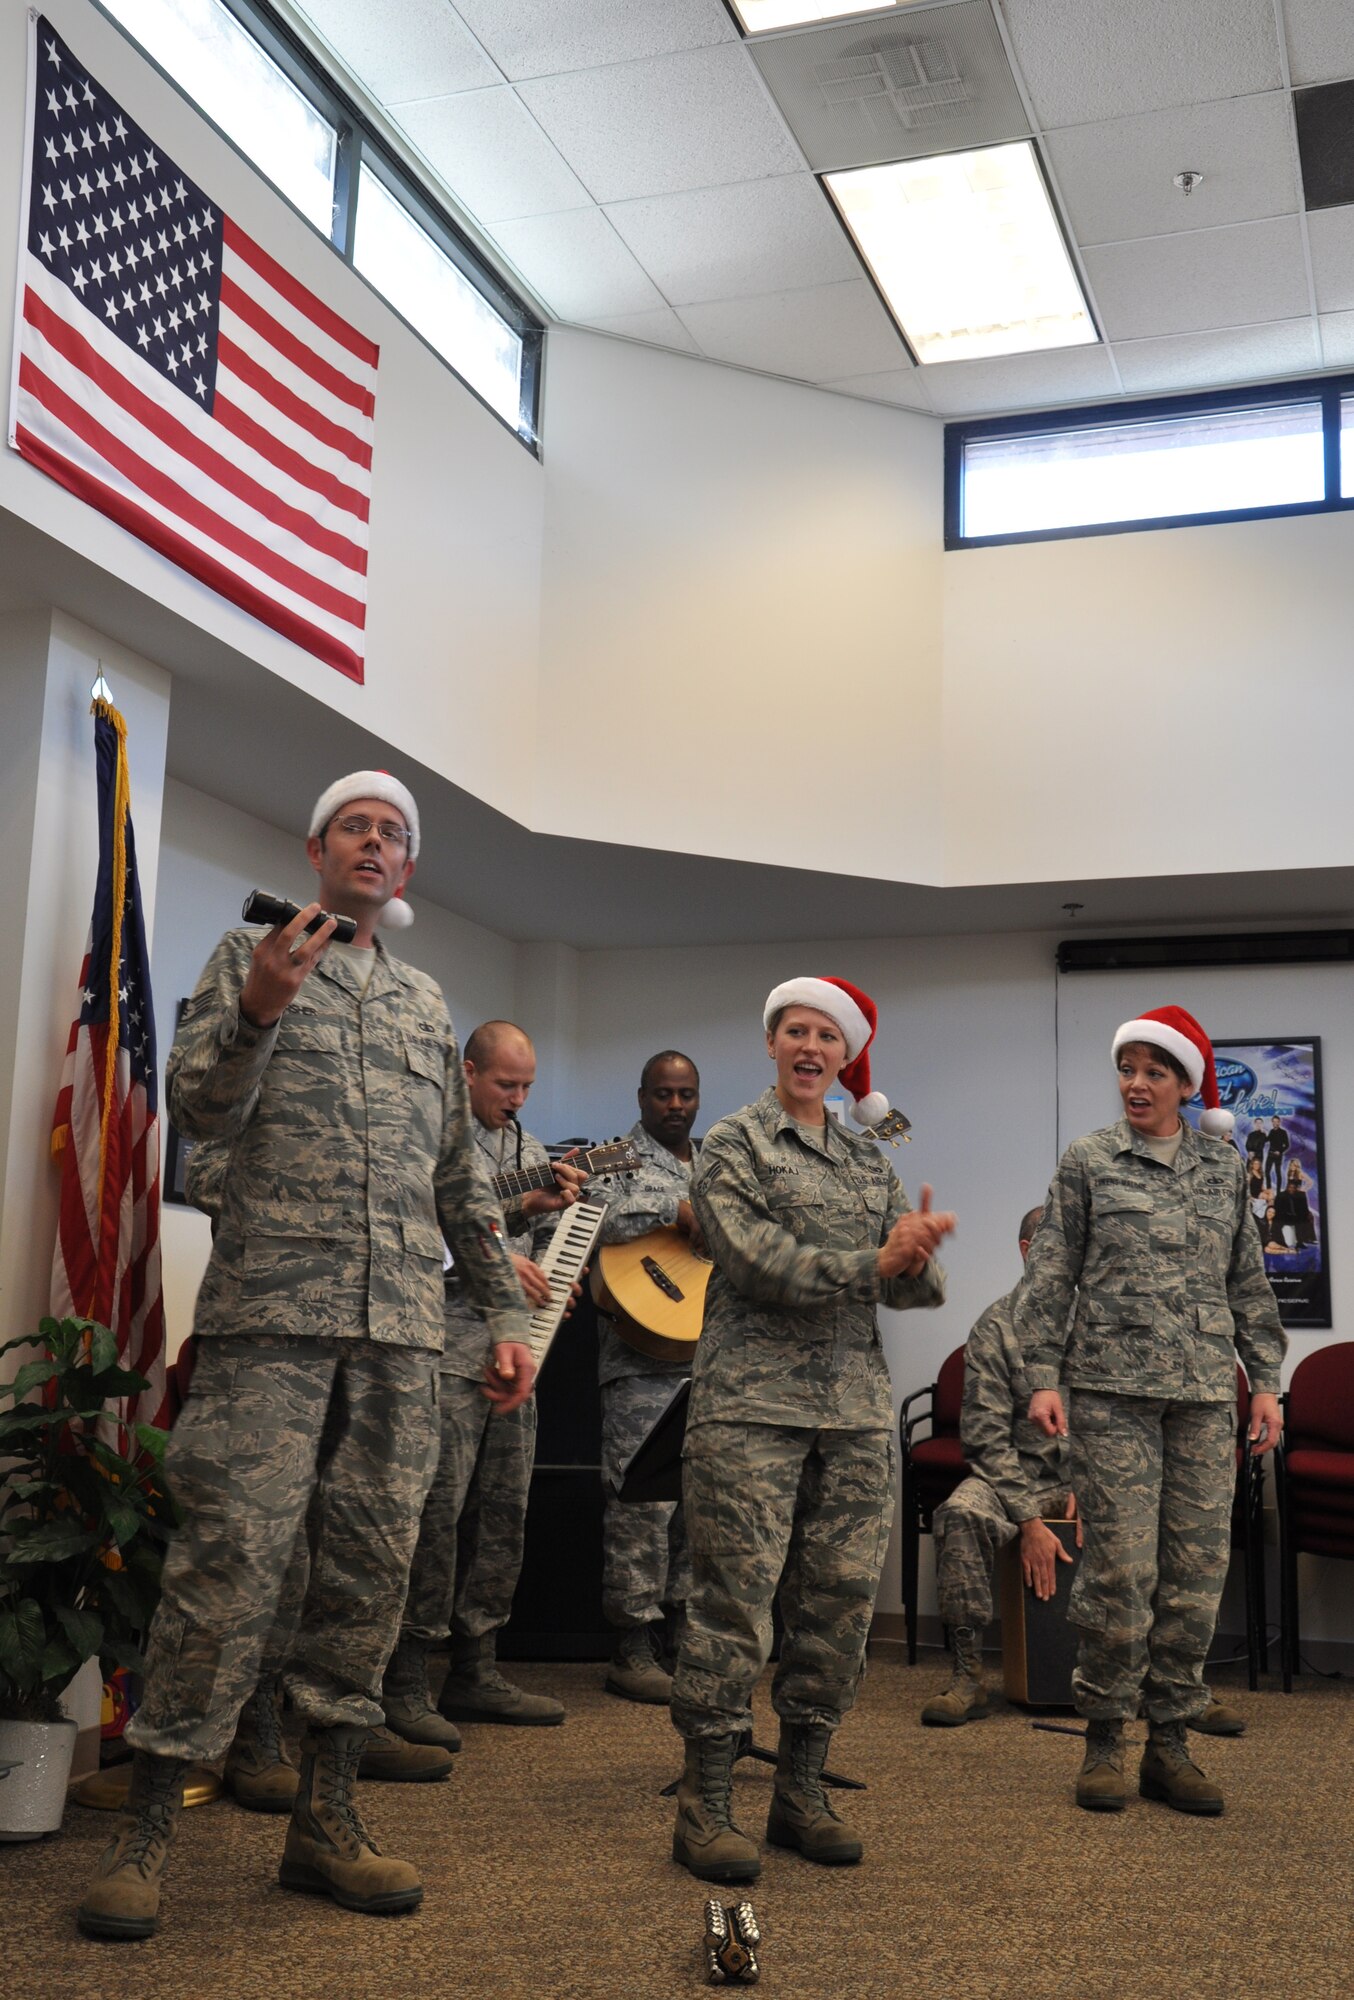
[332,815,410,847]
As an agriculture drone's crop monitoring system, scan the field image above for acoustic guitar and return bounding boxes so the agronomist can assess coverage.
[593,1227,712,1364]
[592,1101,915,1360]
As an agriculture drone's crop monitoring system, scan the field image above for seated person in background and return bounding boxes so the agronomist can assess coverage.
[922,1202,1246,1738]
[921,1205,1074,1726]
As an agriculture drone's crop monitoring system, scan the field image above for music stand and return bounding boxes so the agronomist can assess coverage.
[617,1379,863,1795]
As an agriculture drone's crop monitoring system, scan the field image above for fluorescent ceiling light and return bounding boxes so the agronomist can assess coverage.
[731,2,920,32]
[825,140,1097,365]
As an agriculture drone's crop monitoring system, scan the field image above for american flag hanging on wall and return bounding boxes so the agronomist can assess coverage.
[9,14,377,682]
[51,697,167,1431]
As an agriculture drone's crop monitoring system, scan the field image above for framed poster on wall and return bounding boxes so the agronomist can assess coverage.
[1183,1038,1330,1329]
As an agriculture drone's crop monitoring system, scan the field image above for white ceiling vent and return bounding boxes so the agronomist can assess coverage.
[749,1,1029,171]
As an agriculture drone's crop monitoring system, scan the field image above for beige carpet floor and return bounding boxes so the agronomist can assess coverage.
[10,1655,1350,2000]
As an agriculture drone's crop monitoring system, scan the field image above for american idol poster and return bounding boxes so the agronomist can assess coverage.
[1183,1039,1330,1328]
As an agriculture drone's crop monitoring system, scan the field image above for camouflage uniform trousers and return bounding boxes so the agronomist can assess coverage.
[128,1335,439,1761]
[932,1477,1071,1631]
[399,1373,536,1646]
[671,1421,895,1741]
[1067,1390,1236,1724]
[600,1374,691,1630]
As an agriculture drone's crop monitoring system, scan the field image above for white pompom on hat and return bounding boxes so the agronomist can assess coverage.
[763,976,889,1128]
[308,771,420,859]
[377,884,414,929]
[1112,1004,1234,1139]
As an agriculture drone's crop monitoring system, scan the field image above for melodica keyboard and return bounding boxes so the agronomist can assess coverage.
[524,1199,609,1370]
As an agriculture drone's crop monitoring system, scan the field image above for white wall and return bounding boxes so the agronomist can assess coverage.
[942,509,1354,887]
[537,331,945,884]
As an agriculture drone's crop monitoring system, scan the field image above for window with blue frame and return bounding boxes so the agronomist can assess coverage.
[946,378,1354,549]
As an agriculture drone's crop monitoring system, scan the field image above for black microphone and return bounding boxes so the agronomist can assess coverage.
[241,890,357,945]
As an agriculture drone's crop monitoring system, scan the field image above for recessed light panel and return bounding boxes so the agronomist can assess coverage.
[731,2,924,32]
[826,140,1097,364]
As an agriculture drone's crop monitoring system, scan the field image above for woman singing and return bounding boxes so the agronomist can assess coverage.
[1020,1006,1285,1815]
[669,977,955,1882]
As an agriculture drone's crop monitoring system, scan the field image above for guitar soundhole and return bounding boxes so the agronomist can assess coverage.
[640,1255,684,1302]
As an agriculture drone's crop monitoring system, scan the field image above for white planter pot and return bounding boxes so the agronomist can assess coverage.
[0,1717,78,1840]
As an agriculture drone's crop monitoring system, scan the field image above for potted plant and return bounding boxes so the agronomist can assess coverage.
[0,1316,173,1840]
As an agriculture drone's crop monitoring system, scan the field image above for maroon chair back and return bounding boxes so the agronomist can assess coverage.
[1284,1342,1354,1559]
[1287,1343,1354,1454]
[907,1345,970,1518]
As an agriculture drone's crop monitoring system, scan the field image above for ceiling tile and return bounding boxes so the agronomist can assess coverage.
[491,208,667,318]
[1292,204,1354,312]
[1114,319,1320,393]
[294,0,501,102]
[603,174,859,307]
[1283,0,1354,85]
[1319,310,1354,365]
[1083,217,1310,340]
[517,44,805,204]
[451,0,736,82]
[576,307,701,353]
[1047,94,1299,246]
[919,343,1120,416]
[391,86,591,223]
[1002,0,1281,127]
[822,369,933,412]
[677,280,907,382]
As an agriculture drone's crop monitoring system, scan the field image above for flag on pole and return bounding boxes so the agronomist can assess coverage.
[51,695,167,1431]
[9,13,377,683]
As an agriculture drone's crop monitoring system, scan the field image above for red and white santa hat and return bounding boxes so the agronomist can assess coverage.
[762,976,889,1128]
[308,770,418,929]
[1111,1005,1233,1139]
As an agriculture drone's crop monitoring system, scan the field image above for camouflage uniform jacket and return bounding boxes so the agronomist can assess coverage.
[167,928,527,1353]
[590,1120,698,1387]
[441,1115,557,1381]
[1018,1118,1286,1404]
[688,1089,947,1432]
[960,1279,1068,1524]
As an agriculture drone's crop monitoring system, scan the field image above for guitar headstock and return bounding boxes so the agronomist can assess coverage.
[866,1107,912,1148]
[581,1137,642,1178]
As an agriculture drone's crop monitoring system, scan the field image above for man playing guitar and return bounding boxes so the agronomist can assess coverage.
[590,1052,703,1704]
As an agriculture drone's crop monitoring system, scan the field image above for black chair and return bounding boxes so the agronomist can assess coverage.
[899,1346,969,1665]
[1232,1364,1268,1690]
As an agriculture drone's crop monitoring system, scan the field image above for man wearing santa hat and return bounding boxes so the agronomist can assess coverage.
[79,774,533,1940]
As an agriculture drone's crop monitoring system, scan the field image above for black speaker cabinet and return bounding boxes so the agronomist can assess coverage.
[999,1518,1082,1708]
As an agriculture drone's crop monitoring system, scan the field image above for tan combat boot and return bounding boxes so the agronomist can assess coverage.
[358,1725,454,1782]
[439,1639,565,1726]
[672,1736,761,1884]
[381,1638,462,1750]
[77,1751,188,1939]
[224,1675,298,1812]
[920,1626,991,1727]
[605,1623,672,1706]
[766,1723,863,1865]
[1075,1719,1127,1812]
[1139,1721,1225,1815]
[278,1726,424,1913]
[1190,1699,1246,1738]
